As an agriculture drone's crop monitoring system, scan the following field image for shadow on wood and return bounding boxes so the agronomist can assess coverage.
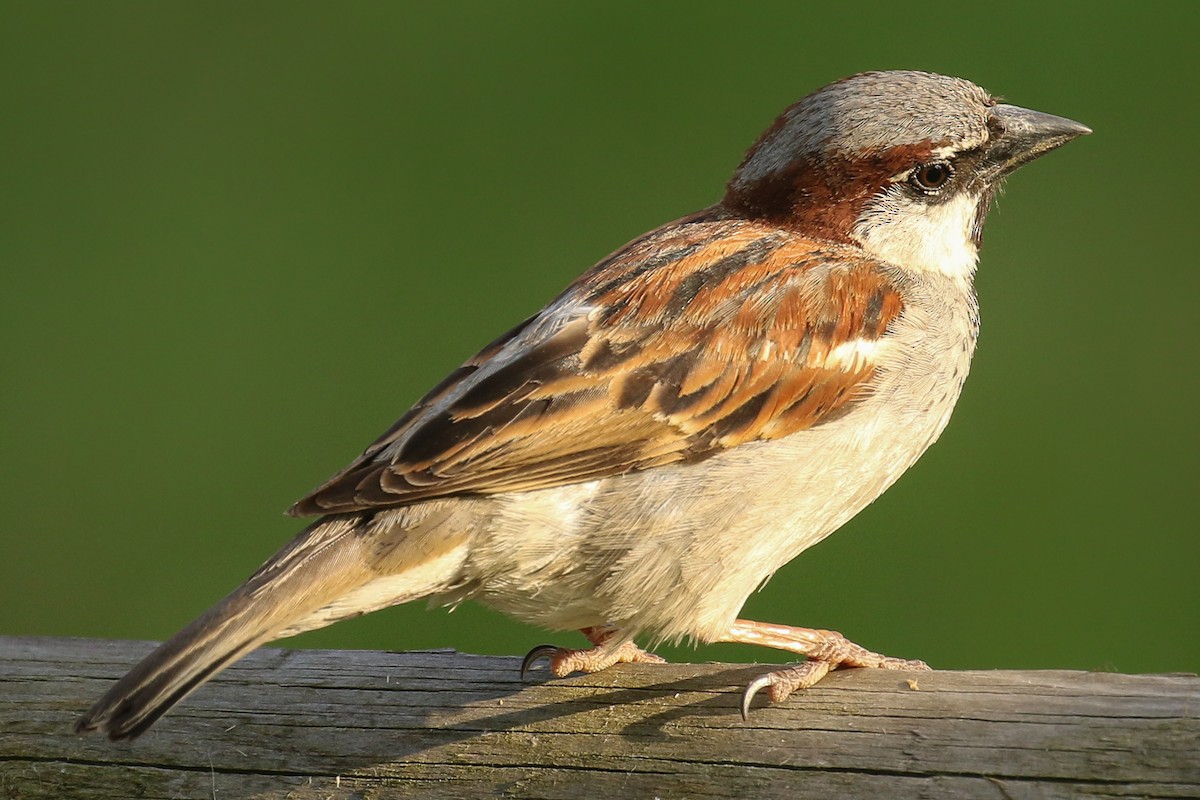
[1,636,1197,799]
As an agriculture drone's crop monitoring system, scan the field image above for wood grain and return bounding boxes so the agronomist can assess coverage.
[2,636,1197,799]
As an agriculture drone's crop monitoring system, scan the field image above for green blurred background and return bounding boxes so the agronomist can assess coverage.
[2,2,1196,676]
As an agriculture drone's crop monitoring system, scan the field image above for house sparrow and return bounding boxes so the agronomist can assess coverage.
[77,70,1089,739]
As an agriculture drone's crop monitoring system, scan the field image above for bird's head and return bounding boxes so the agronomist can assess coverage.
[723,70,1090,281]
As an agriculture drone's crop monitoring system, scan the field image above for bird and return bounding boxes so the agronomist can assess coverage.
[76,70,1089,739]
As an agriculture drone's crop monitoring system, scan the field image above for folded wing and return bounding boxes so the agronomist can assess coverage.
[290,217,904,516]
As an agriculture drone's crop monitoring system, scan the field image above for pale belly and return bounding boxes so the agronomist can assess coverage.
[465,336,972,642]
[452,272,978,643]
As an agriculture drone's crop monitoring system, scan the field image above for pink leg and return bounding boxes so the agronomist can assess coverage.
[520,625,666,679]
[721,619,928,719]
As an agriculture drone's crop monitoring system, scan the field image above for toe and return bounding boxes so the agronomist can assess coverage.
[741,660,832,720]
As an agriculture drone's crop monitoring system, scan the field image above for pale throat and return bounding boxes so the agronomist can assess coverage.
[850,190,981,283]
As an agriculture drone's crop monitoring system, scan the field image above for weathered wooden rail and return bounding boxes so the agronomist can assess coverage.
[1,636,1196,798]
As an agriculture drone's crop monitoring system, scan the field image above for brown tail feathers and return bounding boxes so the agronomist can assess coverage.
[76,516,373,740]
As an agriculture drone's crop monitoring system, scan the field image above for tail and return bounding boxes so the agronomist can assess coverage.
[76,513,461,740]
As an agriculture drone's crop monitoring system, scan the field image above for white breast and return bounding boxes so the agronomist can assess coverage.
[465,270,979,645]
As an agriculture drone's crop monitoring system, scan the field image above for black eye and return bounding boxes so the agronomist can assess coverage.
[910,161,954,193]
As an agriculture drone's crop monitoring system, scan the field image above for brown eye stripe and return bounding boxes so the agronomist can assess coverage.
[289,217,906,516]
[724,140,946,240]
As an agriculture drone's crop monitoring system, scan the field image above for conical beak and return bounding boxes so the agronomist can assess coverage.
[981,104,1091,179]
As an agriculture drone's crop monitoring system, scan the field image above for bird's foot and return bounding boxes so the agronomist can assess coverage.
[721,619,928,720]
[520,626,666,679]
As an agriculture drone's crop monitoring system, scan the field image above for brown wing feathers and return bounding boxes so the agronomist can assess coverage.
[290,219,904,516]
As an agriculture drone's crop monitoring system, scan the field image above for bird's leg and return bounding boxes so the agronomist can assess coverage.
[721,619,928,719]
[520,625,666,679]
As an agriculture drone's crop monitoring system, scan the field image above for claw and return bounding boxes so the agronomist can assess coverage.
[520,644,560,681]
[519,636,666,683]
[740,673,775,721]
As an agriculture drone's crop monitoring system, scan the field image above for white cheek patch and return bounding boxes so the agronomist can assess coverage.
[852,190,980,282]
